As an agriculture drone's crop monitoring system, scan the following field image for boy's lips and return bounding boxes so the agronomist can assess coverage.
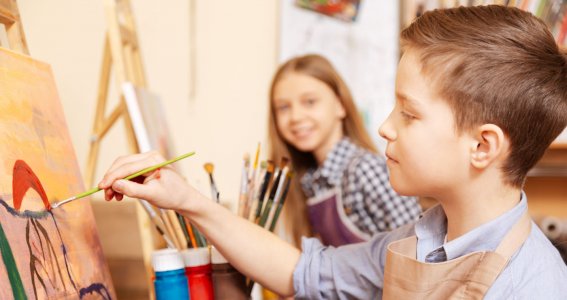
[385,152,399,163]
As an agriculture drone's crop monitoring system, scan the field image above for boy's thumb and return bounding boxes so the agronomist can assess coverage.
[113,179,151,199]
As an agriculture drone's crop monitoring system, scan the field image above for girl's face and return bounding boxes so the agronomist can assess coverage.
[273,72,346,163]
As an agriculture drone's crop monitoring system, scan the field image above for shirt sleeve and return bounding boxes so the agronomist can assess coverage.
[349,153,421,233]
[293,223,415,299]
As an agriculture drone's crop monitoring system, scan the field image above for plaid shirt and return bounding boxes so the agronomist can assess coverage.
[301,138,421,236]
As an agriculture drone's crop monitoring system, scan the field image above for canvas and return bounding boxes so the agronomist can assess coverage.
[123,82,174,158]
[0,48,116,299]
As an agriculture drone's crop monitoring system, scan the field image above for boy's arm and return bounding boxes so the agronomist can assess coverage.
[184,190,300,296]
[98,151,300,296]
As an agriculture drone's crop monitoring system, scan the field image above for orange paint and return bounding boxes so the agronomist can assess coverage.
[12,160,51,211]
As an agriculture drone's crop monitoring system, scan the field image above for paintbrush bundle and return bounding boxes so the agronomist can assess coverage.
[232,144,295,296]
[235,143,294,234]
[146,203,206,250]
[199,147,295,297]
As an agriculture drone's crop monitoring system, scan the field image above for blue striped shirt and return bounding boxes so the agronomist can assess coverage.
[293,192,567,299]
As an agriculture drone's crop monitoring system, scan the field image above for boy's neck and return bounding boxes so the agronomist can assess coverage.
[440,182,522,242]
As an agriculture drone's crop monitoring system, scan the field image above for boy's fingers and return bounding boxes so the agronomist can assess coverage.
[112,179,153,201]
[144,168,161,183]
[106,151,160,176]
[99,151,164,188]
[100,159,155,188]
[105,188,114,201]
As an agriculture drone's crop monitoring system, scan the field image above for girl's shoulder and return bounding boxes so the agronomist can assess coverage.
[346,147,387,173]
[342,148,390,190]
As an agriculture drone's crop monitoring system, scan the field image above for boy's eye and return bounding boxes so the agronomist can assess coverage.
[400,111,416,120]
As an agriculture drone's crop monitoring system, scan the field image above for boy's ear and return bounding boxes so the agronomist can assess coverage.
[470,124,506,169]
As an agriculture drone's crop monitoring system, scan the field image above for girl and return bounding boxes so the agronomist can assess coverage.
[268,54,421,246]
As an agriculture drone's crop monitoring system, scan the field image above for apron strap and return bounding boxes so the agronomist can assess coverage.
[494,211,532,259]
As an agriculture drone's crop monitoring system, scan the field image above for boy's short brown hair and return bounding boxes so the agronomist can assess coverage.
[400,5,567,187]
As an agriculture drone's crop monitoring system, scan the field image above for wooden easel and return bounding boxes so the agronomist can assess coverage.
[85,0,145,187]
[0,0,28,54]
[85,0,159,298]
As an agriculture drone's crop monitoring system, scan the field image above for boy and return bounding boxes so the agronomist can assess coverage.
[99,5,567,299]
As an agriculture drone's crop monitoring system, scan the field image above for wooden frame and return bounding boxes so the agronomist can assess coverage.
[0,0,28,54]
[85,1,158,298]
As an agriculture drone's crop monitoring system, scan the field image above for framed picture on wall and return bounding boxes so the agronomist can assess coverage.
[295,0,362,22]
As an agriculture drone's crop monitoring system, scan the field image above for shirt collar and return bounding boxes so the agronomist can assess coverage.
[300,137,359,190]
[415,192,528,262]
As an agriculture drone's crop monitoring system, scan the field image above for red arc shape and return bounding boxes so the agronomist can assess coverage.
[12,160,52,211]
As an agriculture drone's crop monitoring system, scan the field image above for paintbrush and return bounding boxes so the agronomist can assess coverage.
[252,160,275,223]
[50,151,196,210]
[245,143,260,215]
[183,216,198,248]
[139,200,177,249]
[269,171,293,232]
[203,162,219,202]
[258,158,289,227]
[264,165,289,229]
[246,161,266,219]
[237,154,250,217]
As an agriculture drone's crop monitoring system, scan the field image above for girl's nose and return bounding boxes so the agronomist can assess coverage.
[289,104,304,121]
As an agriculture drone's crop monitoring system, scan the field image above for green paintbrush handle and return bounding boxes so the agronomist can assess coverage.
[77,151,196,200]
[124,151,196,180]
[258,200,273,227]
[269,203,284,232]
[73,186,102,200]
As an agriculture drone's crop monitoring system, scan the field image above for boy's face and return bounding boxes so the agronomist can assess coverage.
[379,50,472,197]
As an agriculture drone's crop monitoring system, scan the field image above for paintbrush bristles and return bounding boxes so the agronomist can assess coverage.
[253,143,261,169]
[50,195,79,209]
[203,162,214,175]
[279,157,289,169]
[266,160,275,173]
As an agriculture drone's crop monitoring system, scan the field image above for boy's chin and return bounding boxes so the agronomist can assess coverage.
[389,180,417,197]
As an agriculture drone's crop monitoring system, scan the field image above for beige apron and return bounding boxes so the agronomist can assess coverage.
[383,211,531,299]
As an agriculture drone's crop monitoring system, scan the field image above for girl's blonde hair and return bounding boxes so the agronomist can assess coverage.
[268,54,377,246]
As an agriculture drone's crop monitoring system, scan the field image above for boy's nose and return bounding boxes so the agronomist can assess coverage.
[378,115,396,141]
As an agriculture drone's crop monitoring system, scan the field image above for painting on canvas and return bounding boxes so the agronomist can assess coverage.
[0,48,115,299]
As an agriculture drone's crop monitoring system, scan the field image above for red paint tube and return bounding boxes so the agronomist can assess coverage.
[181,247,214,300]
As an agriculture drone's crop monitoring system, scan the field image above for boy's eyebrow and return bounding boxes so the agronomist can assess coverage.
[395,91,420,107]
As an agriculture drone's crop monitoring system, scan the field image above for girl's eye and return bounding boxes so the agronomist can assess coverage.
[304,98,317,106]
[276,104,290,112]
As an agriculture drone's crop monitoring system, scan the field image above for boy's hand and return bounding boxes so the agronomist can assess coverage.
[98,151,193,211]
